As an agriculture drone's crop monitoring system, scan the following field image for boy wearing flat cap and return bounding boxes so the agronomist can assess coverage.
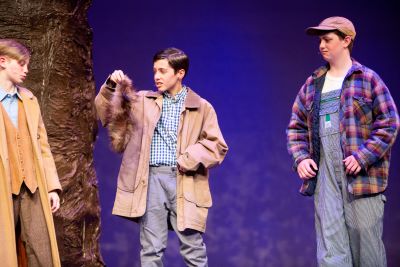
[287,16,399,266]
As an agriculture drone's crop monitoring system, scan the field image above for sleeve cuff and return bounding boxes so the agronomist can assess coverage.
[352,151,368,170]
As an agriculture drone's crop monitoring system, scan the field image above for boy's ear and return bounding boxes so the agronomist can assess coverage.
[177,69,185,79]
[0,56,7,67]
[343,35,352,47]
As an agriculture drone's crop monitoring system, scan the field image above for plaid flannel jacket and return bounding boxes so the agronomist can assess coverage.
[287,59,400,196]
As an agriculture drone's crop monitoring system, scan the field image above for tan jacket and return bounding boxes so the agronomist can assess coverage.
[95,78,228,232]
[0,87,62,267]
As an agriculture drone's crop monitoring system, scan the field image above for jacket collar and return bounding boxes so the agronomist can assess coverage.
[17,86,34,99]
[312,58,364,79]
[145,87,201,109]
[184,88,201,109]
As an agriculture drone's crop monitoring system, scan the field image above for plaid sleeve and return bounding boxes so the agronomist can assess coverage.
[352,72,400,169]
[287,84,312,169]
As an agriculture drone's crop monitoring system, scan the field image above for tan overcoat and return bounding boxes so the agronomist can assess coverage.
[0,87,62,267]
[95,78,228,232]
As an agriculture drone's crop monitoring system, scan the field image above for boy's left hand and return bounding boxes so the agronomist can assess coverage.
[343,155,361,175]
[177,164,186,174]
[49,191,60,213]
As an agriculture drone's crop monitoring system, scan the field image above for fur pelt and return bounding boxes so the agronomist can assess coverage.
[105,76,137,153]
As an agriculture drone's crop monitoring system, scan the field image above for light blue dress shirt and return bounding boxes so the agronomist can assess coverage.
[0,86,22,128]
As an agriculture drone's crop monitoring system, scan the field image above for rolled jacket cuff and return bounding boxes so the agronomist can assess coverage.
[352,151,368,171]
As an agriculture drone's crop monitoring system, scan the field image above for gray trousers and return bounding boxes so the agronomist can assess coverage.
[315,112,386,267]
[140,166,208,267]
[13,183,53,267]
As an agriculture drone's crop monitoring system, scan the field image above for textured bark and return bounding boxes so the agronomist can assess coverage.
[0,0,104,266]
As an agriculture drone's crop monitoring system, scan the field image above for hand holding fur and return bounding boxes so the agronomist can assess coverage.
[105,76,137,153]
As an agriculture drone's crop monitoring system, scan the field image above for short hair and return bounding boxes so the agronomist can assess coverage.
[316,30,354,53]
[153,47,189,76]
[0,39,31,63]
[333,30,354,53]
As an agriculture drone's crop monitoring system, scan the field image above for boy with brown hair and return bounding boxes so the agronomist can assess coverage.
[95,47,228,266]
[287,17,399,266]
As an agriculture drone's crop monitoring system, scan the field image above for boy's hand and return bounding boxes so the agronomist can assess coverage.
[297,159,318,179]
[343,155,361,175]
[177,164,186,174]
[49,191,60,213]
[110,70,126,84]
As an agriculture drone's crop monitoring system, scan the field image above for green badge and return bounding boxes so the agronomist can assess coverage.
[325,114,331,128]
[325,114,331,122]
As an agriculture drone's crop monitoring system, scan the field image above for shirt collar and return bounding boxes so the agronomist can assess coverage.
[163,85,187,101]
[0,85,22,101]
[312,58,363,79]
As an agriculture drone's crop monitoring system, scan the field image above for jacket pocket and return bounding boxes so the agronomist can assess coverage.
[194,187,212,208]
[182,174,212,208]
[113,187,137,217]
[351,96,373,125]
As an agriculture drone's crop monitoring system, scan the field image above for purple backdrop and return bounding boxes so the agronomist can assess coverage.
[89,1,400,266]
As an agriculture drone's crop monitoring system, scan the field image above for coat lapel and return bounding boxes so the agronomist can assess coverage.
[20,88,39,155]
[145,91,163,130]
[0,106,8,167]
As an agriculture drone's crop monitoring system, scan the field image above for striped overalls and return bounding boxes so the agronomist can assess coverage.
[314,89,386,267]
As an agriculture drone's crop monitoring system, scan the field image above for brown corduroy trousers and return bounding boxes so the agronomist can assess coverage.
[13,183,53,267]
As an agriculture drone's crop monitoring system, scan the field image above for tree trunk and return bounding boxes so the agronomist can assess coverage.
[0,0,104,266]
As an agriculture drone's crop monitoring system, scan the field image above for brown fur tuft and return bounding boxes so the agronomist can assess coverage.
[104,76,137,153]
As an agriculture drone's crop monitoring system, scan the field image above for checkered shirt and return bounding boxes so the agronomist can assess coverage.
[149,86,187,166]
